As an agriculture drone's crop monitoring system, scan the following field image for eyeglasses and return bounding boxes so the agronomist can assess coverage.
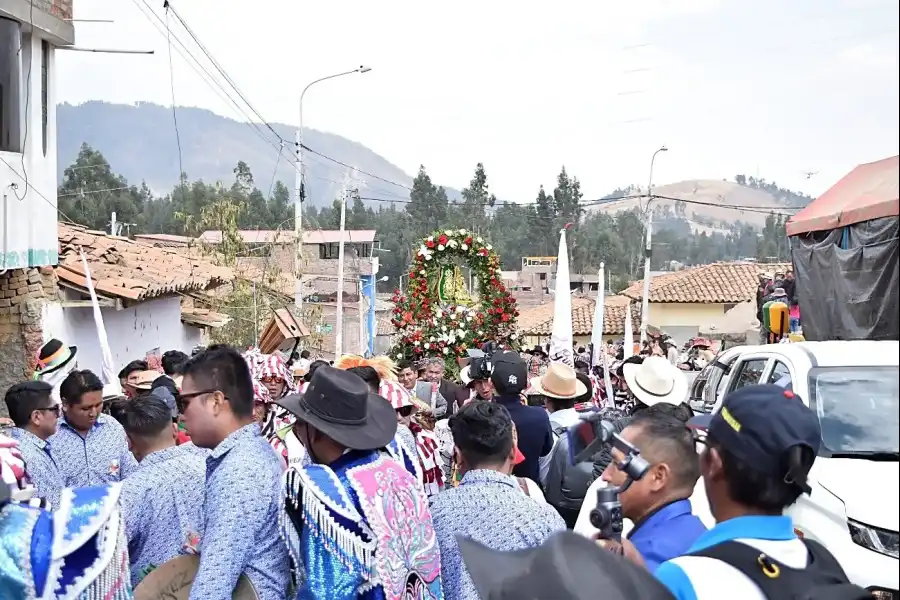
[175,389,219,413]
[36,405,61,416]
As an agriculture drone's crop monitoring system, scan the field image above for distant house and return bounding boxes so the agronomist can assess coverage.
[517,295,647,348]
[47,224,232,375]
[620,261,790,344]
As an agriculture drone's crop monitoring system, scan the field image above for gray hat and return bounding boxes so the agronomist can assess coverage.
[149,386,178,419]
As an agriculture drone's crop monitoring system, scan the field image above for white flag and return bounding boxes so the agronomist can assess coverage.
[80,251,121,396]
[623,300,635,359]
[549,228,573,367]
[591,263,615,403]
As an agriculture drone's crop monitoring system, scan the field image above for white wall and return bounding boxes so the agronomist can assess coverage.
[42,297,203,375]
[0,27,59,269]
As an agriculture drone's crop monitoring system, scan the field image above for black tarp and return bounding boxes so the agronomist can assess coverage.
[790,216,899,341]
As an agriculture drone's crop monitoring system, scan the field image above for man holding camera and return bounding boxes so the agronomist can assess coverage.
[462,356,495,402]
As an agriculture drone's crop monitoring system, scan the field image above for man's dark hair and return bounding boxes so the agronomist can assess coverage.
[181,344,253,418]
[119,394,172,437]
[105,396,130,425]
[629,412,700,493]
[397,360,413,371]
[449,401,514,468]
[118,360,148,380]
[60,370,104,406]
[710,437,814,513]
[346,366,380,392]
[300,349,311,359]
[4,381,54,427]
[305,359,329,383]
[634,401,694,422]
[161,350,189,376]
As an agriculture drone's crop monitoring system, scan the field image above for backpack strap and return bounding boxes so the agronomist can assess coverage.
[689,539,864,600]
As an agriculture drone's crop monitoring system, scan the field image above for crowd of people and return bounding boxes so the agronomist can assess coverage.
[0,335,869,600]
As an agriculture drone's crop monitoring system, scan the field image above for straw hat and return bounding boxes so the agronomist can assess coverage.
[133,370,161,391]
[528,363,588,400]
[622,356,687,407]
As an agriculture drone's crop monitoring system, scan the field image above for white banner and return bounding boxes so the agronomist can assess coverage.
[623,300,634,360]
[549,228,573,367]
[591,263,615,403]
[80,252,121,396]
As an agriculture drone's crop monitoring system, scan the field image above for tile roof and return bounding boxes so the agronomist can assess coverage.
[197,229,377,245]
[517,296,641,336]
[57,224,233,301]
[180,307,230,328]
[621,262,792,304]
[133,233,194,248]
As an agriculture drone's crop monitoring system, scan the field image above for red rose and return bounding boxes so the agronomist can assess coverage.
[426,240,435,249]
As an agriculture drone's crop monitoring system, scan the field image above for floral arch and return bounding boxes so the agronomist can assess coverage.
[389,229,519,368]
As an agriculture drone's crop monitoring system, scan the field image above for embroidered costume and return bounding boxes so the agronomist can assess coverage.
[274,366,444,600]
[0,434,132,600]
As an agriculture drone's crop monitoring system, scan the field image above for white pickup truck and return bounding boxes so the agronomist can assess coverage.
[689,340,899,595]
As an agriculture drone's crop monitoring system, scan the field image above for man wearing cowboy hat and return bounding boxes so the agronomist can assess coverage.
[276,366,443,599]
[532,363,588,484]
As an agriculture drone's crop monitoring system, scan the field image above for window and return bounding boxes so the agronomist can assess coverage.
[729,358,767,392]
[41,40,48,156]
[766,360,792,390]
[319,243,340,259]
[0,18,22,153]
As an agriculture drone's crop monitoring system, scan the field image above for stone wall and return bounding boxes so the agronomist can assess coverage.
[0,267,57,416]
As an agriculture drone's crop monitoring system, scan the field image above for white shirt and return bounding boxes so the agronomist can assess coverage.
[539,408,582,485]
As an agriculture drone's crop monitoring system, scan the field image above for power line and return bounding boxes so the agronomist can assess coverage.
[0,155,77,224]
[163,3,188,204]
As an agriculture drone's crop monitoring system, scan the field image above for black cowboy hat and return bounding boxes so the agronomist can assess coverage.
[276,366,397,450]
[458,531,675,600]
[34,339,78,376]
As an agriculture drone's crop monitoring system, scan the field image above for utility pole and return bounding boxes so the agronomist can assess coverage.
[294,130,304,310]
[334,181,352,358]
[358,279,366,356]
[639,146,668,344]
[110,212,117,236]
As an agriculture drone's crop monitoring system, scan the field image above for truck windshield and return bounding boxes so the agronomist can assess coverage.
[810,367,899,455]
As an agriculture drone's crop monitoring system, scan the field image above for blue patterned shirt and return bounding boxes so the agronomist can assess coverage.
[189,423,290,600]
[48,414,138,487]
[8,427,64,508]
[119,444,207,587]
[430,469,566,600]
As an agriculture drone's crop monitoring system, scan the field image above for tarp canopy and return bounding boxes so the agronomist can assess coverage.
[786,156,900,236]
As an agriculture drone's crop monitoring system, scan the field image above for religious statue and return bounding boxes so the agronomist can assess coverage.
[434,264,475,307]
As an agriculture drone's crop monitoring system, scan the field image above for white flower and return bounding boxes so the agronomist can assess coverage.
[448,239,457,248]
[455,305,465,313]
[441,325,447,332]
[511,333,518,339]
[396,353,403,359]
[425,255,432,261]
[425,343,431,349]
[461,243,468,251]
[476,236,483,243]
[442,347,449,355]
[486,244,493,251]
[437,244,445,251]
[458,229,467,235]
[427,236,434,242]
[466,314,473,321]
[429,336,436,342]
[413,340,420,346]
[445,230,453,236]
[419,269,426,275]
[457,329,466,338]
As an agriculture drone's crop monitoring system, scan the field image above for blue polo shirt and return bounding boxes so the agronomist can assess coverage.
[655,515,808,600]
[628,499,707,572]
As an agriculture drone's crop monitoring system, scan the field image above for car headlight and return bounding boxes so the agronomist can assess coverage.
[848,519,899,559]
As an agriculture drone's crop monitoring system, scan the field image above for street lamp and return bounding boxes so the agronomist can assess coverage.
[294,66,372,309]
[639,145,668,344]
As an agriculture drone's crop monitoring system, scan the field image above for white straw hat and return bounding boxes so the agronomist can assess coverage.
[528,363,588,400]
[622,356,687,407]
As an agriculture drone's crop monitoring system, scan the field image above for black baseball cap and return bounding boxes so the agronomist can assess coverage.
[490,350,527,396]
[688,384,821,491]
[458,531,675,600]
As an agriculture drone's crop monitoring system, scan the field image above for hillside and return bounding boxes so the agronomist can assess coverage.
[591,179,791,229]
[56,101,463,206]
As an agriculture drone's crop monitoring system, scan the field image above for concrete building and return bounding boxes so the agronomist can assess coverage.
[0,1,74,398]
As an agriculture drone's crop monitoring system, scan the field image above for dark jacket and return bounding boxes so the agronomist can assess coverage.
[439,379,464,417]
[495,394,553,483]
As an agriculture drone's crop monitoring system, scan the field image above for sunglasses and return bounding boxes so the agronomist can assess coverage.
[397,405,415,418]
[260,377,283,385]
[36,405,61,417]
[175,389,220,413]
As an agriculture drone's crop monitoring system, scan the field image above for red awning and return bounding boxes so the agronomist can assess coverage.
[786,155,900,236]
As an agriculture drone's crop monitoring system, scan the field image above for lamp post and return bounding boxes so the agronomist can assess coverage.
[639,145,668,344]
[294,66,372,309]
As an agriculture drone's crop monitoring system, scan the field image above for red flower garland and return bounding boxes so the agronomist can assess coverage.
[389,229,519,368]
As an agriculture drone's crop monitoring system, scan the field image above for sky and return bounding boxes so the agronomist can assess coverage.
[57,0,899,202]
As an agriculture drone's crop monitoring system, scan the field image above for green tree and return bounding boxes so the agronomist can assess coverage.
[406,165,449,236]
[459,163,496,232]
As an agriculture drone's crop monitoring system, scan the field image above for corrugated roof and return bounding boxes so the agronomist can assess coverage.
[57,224,233,301]
[621,262,790,304]
[197,229,377,245]
[787,155,899,235]
[517,296,641,336]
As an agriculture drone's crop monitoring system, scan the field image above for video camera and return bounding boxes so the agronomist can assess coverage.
[566,413,651,541]
[466,341,500,381]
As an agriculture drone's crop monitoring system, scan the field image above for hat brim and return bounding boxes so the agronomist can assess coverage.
[276,392,398,451]
[528,376,589,400]
[622,361,688,407]
[456,535,536,599]
[686,414,713,430]
[36,346,77,376]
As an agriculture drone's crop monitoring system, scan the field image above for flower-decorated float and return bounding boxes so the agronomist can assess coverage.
[389,229,519,370]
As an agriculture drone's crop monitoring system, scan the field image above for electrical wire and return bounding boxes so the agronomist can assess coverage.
[164,2,188,204]
[12,0,35,201]
[0,154,77,224]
